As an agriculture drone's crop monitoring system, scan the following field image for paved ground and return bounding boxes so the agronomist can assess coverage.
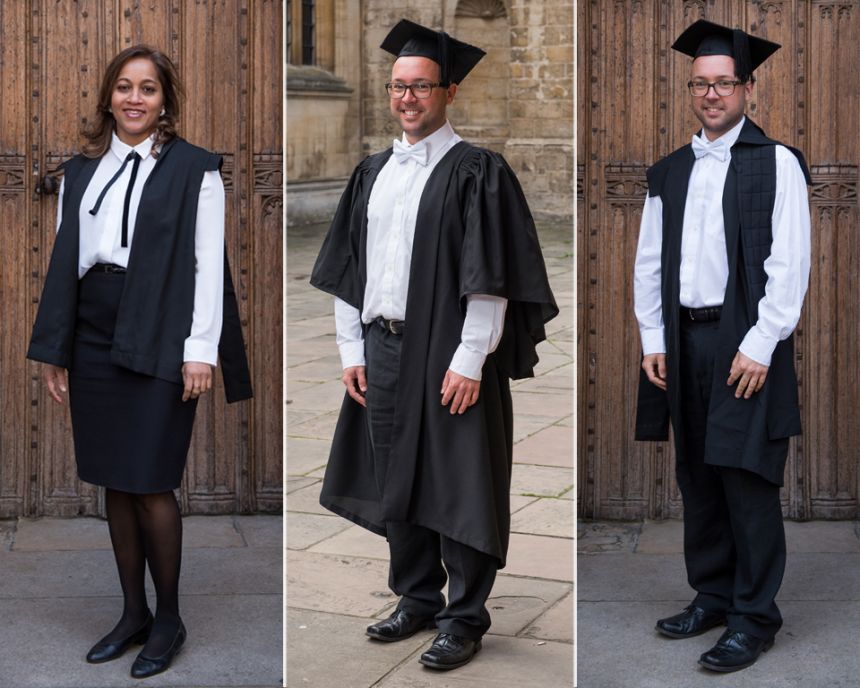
[0,514,282,687]
[286,221,574,687]
[579,519,860,687]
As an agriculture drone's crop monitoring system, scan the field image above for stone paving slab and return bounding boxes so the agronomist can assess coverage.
[12,517,111,551]
[286,476,320,494]
[0,545,281,599]
[503,533,573,582]
[510,497,574,538]
[510,464,574,498]
[286,608,432,688]
[307,523,390,560]
[509,494,540,515]
[285,482,329,515]
[375,635,573,688]
[287,512,353,550]
[0,594,281,687]
[284,436,331,475]
[513,425,573,468]
[287,550,396,616]
[578,600,860,688]
[509,390,573,417]
[287,380,345,411]
[233,514,282,548]
[513,414,565,443]
[521,591,573,643]
[636,519,860,555]
[287,409,340,441]
[484,576,572,637]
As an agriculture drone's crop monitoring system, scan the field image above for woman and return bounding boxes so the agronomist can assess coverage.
[27,46,251,679]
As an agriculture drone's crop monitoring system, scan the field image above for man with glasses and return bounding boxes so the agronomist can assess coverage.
[633,20,811,673]
[311,18,557,671]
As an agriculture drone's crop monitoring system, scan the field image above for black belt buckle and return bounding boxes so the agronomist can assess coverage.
[377,316,405,335]
[93,263,127,274]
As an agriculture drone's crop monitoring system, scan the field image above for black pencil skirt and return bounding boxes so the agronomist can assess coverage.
[68,268,198,494]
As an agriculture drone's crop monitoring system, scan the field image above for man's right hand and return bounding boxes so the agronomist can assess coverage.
[43,363,68,404]
[642,353,667,391]
[342,365,367,407]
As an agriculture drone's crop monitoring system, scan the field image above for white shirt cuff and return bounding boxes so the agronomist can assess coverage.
[183,339,219,366]
[338,340,366,369]
[739,327,777,367]
[449,344,485,381]
[639,328,667,356]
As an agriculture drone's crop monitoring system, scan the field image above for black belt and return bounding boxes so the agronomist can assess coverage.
[680,305,722,322]
[375,316,405,335]
[90,263,127,274]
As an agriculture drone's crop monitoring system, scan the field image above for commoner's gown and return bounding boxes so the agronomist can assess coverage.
[28,133,252,494]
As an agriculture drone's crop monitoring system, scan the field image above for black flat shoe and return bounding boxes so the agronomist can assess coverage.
[699,629,774,672]
[366,609,436,642]
[655,605,726,638]
[419,633,481,671]
[86,614,153,664]
[130,620,187,679]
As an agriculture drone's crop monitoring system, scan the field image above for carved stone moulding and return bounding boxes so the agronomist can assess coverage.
[455,0,507,19]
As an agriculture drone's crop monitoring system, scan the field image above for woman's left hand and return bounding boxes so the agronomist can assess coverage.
[182,362,214,401]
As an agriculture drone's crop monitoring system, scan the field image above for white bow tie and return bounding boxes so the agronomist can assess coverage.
[392,138,429,166]
[692,135,729,162]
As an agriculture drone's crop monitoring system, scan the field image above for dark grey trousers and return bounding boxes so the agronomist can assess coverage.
[677,317,786,641]
[364,320,497,639]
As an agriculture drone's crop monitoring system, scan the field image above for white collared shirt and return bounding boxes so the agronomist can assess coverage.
[57,132,225,365]
[634,117,811,366]
[334,120,508,380]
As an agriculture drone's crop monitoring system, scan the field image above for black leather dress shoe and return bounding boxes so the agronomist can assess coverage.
[655,605,726,638]
[419,633,481,671]
[130,620,186,679]
[699,629,774,672]
[86,614,153,664]
[366,609,436,642]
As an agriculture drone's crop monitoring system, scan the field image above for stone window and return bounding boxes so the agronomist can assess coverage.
[287,0,335,71]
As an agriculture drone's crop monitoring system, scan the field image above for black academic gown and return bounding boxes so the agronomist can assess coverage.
[635,118,810,486]
[311,141,558,566]
[28,137,252,403]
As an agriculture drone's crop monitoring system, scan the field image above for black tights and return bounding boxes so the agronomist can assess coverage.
[103,488,183,656]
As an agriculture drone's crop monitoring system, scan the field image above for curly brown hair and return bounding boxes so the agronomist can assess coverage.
[82,45,185,159]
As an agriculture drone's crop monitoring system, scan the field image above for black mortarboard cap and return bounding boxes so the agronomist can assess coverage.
[671,19,780,82]
[380,18,486,85]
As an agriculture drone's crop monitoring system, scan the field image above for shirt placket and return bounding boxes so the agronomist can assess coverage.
[382,161,414,315]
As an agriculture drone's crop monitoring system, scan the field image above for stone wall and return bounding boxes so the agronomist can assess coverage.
[287,0,573,224]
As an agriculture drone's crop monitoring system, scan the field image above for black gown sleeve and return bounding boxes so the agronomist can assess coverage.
[457,149,559,379]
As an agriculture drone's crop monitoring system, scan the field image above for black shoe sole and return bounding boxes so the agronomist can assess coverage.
[419,640,482,670]
[698,639,774,673]
[654,619,726,639]
[366,621,436,643]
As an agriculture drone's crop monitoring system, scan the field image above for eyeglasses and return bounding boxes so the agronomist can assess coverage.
[687,79,745,97]
[385,81,445,99]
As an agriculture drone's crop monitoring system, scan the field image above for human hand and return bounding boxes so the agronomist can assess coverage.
[727,352,768,399]
[182,362,214,401]
[342,365,367,407]
[642,353,667,391]
[43,364,68,404]
[440,369,480,415]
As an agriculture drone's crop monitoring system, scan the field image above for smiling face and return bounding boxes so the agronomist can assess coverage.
[389,56,456,144]
[110,57,164,146]
[690,54,753,141]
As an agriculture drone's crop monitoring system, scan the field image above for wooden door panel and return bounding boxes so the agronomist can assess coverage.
[580,0,860,520]
[0,0,282,517]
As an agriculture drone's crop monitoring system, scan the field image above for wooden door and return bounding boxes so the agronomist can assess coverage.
[578,0,860,520]
[0,0,282,517]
